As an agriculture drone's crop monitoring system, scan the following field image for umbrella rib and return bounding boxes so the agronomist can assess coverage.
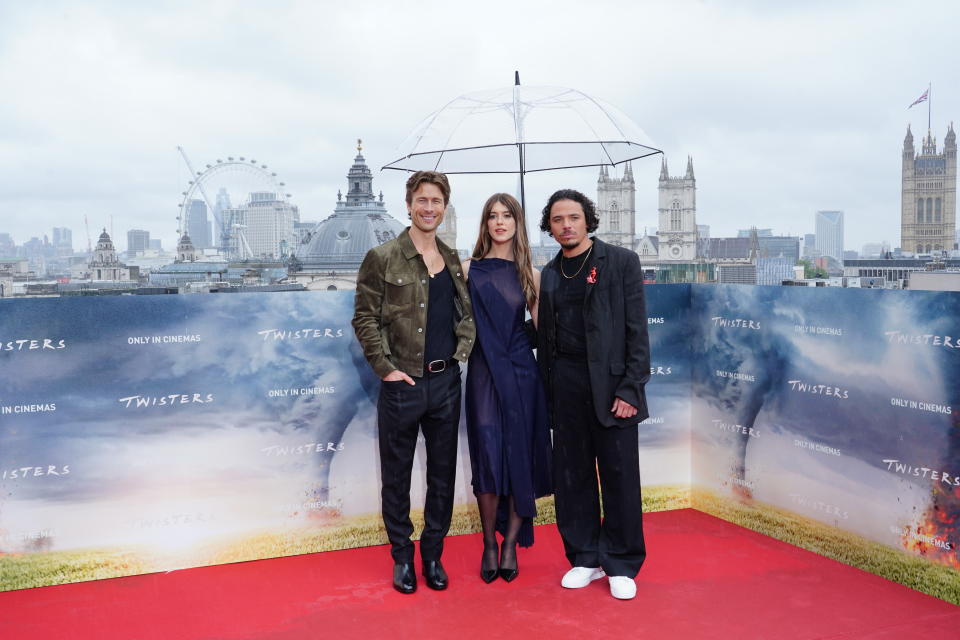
[517,87,616,164]
[432,98,512,171]
[384,85,662,174]
[392,95,502,165]
[577,90,634,144]
[521,149,662,172]
[386,148,661,174]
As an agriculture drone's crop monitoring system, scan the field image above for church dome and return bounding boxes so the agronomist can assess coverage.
[295,141,405,272]
[296,209,404,270]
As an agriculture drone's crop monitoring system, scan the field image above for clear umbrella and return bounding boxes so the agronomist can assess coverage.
[382,72,662,209]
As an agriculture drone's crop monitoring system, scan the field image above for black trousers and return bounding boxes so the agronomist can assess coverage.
[551,356,646,578]
[377,366,461,564]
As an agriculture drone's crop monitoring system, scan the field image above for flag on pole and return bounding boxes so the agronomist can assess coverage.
[908,89,929,109]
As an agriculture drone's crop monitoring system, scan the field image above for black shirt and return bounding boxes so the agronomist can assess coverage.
[554,253,589,357]
[424,267,457,363]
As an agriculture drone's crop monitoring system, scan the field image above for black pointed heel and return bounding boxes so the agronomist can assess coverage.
[498,542,518,582]
[480,542,499,583]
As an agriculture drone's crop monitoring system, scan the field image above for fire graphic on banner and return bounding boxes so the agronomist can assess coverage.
[904,484,960,569]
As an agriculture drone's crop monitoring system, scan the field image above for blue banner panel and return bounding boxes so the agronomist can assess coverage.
[690,285,960,599]
[0,286,687,591]
[641,284,693,500]
[0,292,387,585]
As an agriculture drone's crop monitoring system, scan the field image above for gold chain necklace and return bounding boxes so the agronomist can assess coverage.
[560,245,593,279]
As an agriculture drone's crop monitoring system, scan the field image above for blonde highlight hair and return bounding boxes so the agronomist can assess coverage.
[471,193,537,310]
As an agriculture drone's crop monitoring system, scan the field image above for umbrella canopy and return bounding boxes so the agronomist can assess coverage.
[383,79,662,177]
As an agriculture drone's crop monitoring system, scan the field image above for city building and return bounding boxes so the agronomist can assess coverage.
[176,233,198,263]
[909,270,960,291]
[843,256,960,288]
[717,263,757,285]
[636,234,659,262]
[186,199,214,249]
[757,235,800,261]
[86,230,132,281]
[861,242,890,258]
[19,235,56,275]
[51,227,73,254]
[223,191,300,260]
[738,228,773,237]
[782,277,865,288]
[657,156,698,261]
[0,233,14,257]
[901,124,957,254]
[697,224,710,240]
[700,236,755,260]
[437,203,458,249]
[127,229,151,254]
[235,192,297,260]
[148,233,228,288]
[756,256,796,285]
[287,142,405,290]
[815,210,844,261]
[595,164,636,249]
[802,233,818,259]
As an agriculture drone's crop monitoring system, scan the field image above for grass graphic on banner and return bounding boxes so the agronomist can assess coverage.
[0,549,151,592]
[0,485,688,591]
[211,484,688,564]
[692,487,960,605]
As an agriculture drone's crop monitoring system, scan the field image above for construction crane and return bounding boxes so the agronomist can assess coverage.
[176,146,217,235]
[84,214,92,253]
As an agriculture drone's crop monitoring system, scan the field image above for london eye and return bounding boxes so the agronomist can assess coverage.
[176,147,293,258]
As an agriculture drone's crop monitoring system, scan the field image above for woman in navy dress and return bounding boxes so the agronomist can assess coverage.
[462,193,552,583]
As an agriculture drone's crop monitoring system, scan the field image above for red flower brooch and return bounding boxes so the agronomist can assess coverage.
[586,266,598,284]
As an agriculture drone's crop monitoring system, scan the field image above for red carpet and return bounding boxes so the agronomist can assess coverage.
[1,509,957,639]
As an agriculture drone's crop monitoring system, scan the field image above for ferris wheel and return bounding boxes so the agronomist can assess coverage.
[176,147,293,256]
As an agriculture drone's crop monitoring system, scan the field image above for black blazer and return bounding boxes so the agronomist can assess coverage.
[536,238,651,428]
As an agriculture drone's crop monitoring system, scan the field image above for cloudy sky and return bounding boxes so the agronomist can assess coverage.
[0,1,956,253]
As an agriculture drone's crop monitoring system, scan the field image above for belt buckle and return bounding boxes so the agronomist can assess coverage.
[427,359,446,373]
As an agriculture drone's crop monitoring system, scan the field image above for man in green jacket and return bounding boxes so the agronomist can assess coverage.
[352,170,475,594]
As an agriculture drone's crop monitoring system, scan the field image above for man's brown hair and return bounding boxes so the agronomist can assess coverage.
[405,171,451,207]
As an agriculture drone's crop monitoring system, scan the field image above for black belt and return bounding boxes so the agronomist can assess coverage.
[426,358,458,373]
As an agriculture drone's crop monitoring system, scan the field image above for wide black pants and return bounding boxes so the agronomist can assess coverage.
[551,356,646,577]
[377,366,461,564]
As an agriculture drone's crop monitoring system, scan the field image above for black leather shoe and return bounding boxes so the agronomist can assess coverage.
[392,562,417,594]
[480,542,499,583]
[422,559,449,590]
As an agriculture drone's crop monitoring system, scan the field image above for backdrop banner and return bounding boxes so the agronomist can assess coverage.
[0,287,688,591]
[690,285,960,604]
[1,285,957,604]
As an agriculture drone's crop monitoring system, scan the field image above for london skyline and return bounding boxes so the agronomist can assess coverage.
[0,1,957,253]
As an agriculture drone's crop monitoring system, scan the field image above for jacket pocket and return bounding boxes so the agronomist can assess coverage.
[383,270,416,313]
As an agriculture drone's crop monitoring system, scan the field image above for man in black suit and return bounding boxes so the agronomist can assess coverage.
[536,188,651,601]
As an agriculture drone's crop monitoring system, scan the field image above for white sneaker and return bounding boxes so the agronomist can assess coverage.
[561,566,605,588]
[608,576,637,600]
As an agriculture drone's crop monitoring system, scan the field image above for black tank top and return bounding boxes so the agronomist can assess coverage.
[424,267,457,363]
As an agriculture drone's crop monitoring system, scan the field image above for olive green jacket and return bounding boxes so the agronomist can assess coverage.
[352,228,476,378]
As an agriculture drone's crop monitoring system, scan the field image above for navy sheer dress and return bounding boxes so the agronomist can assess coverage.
[465,258,552,547]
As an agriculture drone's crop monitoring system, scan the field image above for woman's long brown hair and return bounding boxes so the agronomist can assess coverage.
[470,193,537,310]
